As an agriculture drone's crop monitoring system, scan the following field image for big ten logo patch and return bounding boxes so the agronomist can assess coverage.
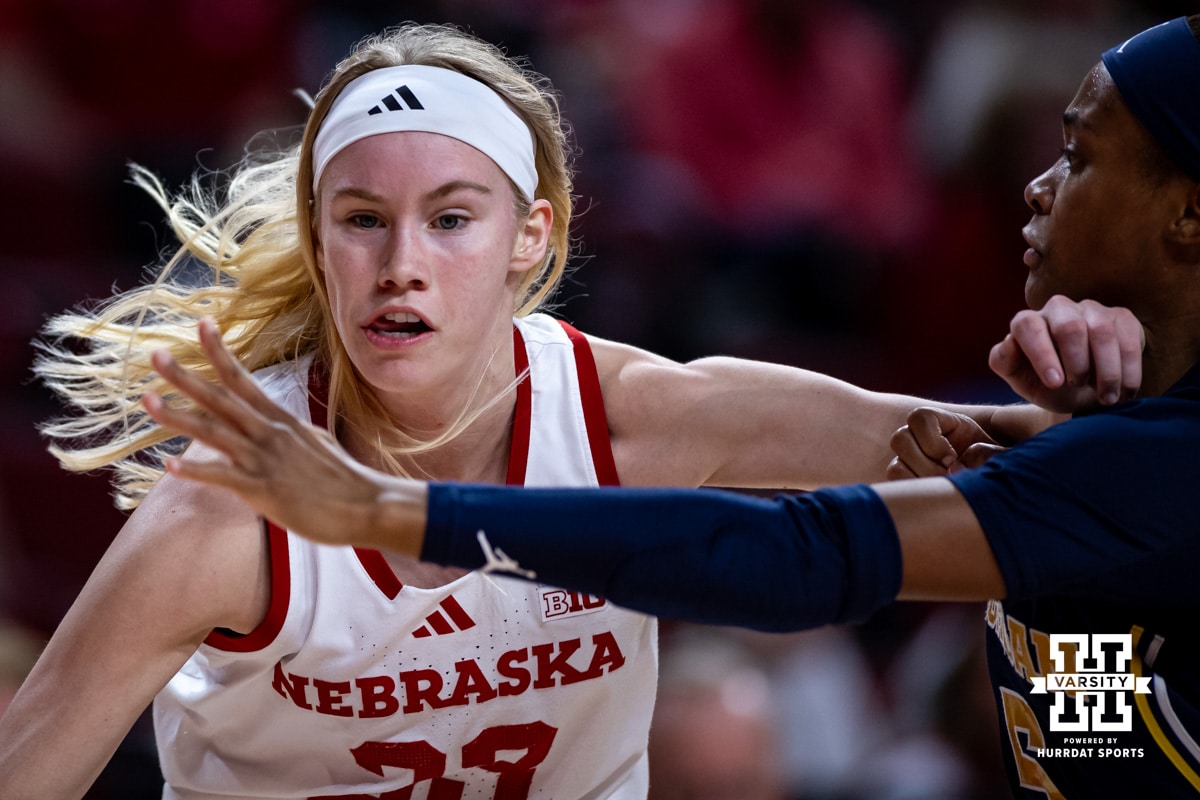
[540,588,606,622]
[1031,634,1151,732]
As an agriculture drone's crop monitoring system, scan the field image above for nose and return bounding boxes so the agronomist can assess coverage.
[1024,164,1056,215]
[379,226,429,290]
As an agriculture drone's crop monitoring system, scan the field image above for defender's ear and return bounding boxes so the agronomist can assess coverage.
[1171,182,1200,245]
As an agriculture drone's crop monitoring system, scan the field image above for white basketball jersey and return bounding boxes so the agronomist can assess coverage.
[154,314,658,799]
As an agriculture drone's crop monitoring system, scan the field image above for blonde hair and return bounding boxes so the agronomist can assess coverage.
[34,22,576,510]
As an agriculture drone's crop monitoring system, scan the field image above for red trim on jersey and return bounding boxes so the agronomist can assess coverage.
[559,321,621,486]
[346,328,533,600]
[203,519,291,651]
[297,361,404,599]
[355,548,403,599]
[506,324,532,486]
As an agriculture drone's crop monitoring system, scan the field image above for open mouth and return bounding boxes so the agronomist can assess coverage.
[368,311,432,339]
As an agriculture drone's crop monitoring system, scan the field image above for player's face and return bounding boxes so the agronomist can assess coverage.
[1021,63,1189,311]
[313,132,538,406]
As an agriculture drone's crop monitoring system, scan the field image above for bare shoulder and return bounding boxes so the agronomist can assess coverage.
[584,334,725,485]
[585,335,691,425]
[115,444,271,635]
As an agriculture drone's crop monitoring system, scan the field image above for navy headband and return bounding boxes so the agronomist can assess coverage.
[1102,16,1200,181]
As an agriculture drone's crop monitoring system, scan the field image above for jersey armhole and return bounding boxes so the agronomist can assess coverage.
[203,519,291,652]
[559,321,621,486]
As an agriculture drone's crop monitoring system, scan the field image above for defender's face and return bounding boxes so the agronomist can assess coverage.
[1021,63,1186,311]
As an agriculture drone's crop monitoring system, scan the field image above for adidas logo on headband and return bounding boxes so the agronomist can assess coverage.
[313,65,538,200]
[368,86,425,115]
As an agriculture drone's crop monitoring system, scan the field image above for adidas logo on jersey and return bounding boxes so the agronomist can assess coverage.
[540,588,606,622]
[368,85,425,115]
[412,595,476,638]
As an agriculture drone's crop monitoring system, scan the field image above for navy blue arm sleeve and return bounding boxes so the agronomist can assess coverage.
[422,483,902,632]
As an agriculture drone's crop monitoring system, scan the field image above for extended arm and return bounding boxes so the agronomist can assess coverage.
[596,295,1143,488]
[595,341,1015,489]
[419,478,999,630]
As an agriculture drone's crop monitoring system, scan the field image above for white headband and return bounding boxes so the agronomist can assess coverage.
[311,65,538,201]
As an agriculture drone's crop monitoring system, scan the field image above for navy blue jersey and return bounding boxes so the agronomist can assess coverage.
[949,361,1200,798]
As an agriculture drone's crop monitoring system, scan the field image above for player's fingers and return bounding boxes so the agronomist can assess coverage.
[149,347,262,439]
[196,318,299,426]
[1009,309,1066,388]
[885,455,919,482]
[142,391,258,466]
[957,442,1008,471]
[988,335,1021,379]
[151,340,295,451]
[1074,301,1123,405]
[889,427,950,478]
[1113,307,1144,402]
[889,407,967,477]
[1040,296,1096,386]
[904,407,966,467]
[163,453,259,494]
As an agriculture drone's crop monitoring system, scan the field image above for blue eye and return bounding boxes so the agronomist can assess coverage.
[435,214,464,230]
[349,213,382,229]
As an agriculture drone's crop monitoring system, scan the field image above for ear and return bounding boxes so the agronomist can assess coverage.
[509,199,552,274]
[1170,182,1200,245]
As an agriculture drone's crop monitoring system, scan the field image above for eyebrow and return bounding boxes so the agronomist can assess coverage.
[428,180,492,200]
[328,180,493,204]
[1063,109,1099,134]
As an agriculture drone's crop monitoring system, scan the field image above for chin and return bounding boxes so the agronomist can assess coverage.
[1024,282,1048,311]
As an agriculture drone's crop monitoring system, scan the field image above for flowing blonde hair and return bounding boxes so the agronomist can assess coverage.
[34,22,576,509]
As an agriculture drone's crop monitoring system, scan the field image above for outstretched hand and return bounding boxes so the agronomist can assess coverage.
[993,295,1143,413]
[142,318,427,552]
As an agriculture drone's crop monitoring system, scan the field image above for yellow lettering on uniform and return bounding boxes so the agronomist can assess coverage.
[1000,687,1066,800]
[1007,617,1039,681]
[1029,628,1051,679]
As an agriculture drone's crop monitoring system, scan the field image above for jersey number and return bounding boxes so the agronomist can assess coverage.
[1000,687,1065,800]
[310,721,557,800]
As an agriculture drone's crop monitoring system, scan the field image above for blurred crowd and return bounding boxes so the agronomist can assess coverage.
[0,0,1191,797]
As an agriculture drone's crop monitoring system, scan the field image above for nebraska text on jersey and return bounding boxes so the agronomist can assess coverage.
[272,631,627,717]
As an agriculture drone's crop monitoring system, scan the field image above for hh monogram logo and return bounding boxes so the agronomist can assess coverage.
[1030,634,1151,732]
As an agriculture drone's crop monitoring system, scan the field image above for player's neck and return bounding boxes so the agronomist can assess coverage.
[1139,317,1200,397]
